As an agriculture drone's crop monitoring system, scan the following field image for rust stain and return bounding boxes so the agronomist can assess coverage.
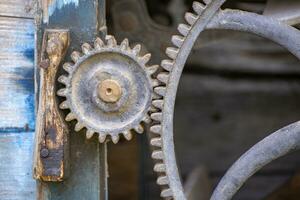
[34,29,70,182]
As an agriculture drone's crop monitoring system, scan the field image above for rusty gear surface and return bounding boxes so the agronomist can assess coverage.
[58,35,158,144]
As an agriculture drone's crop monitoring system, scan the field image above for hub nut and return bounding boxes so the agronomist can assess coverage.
[98,79,122,103]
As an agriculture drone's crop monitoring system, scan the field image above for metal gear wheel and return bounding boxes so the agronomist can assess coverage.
[57,35,158,144]
[149,1,226,198]
[149,0,300,199]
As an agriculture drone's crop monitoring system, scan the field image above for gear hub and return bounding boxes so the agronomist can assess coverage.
[57,35,158,144]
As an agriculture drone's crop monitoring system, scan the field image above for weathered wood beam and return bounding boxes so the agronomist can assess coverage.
[0,9,36,199]
[34,0,108,199]
[34,29,70,181]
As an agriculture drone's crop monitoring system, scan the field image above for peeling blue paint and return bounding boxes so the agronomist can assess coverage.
[0,17,35,132]
[45,0,79,23]
[0,132,36,199]
[0,16,36,199]
[23,48,35,62]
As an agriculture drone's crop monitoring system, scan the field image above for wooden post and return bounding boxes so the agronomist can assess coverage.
[34,0,108,199]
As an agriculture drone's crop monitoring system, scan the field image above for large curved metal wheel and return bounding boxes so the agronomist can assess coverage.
[149,0,300,199]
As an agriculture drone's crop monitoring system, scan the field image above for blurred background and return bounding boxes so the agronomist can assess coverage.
[107,0,300,199]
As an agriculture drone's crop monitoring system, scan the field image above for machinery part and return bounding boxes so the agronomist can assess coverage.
[111,0,172,64]
[150,1,226,198]
[58,35,158,144]
[112,0,300,76]
[34,29,70,182]
[264,0,300,26]
[211,121,300,200]
[184,166,211,200]
[150,0,300,199]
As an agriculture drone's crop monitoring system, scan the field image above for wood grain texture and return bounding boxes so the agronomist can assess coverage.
[35,0,108,199]
[108,137,139,200]
[0,132,36,200]
[0,16,35,130]
[0,13,36,200]
[0,0,33,18]
[34,30,70,181]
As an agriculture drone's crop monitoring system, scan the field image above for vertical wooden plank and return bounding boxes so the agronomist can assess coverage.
[0,15,36,200]
[35,0,108,199]
[0,17,35,130]
[34,30,70,181]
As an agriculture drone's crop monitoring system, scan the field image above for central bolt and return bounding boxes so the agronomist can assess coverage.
[98,79,122,103]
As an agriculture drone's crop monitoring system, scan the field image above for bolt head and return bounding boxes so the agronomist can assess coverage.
[40,148,49,158]
[40,59,50,69]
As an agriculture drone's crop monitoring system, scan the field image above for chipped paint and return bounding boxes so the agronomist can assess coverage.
[43,0,79,23]
[0,17,35,130]
[0,132,36,200]
[0,14,36,200]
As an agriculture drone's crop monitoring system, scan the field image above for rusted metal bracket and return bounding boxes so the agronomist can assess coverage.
[34,29,70,182]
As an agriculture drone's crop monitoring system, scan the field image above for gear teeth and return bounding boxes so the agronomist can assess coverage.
[123,130,133,141]
[150,125,162,134]
[65,112,76,121]
[132,44,141,55]
[71,51,81,63]
[185,12,198,25]
[161,59,173,71]
[98,133,106,143]
[152,150,164,160]
[154,163,166,172]
[166,47,179,59]
[57,88,67,97]
[157,176,169,185]
[178,23,191,36]
[59,35,155,146]
[59,101,69,109]
[120,38,129,51]
[152,100,164,110]
[86,130,95,139]
[147,65,159,75]
[142,114,152,124]
[134,124,144,134]
[203,0,212,4]
[94,37,105,49]
[149,1,222,198]
[157,72,169,84]
[154,86,166,97]
[111,135,120,144]
[139,53,151,65]
[172,35,185,48]
[151,112,162,121]
[151,137,162,147]
[58,75,68,85]
[161,189,173,198]
[150,105,158,113]
[151,79,159,88]
[193,1,205,14]
[106,35,117,47]
[81,43,92,55]
[75,122,84,132]
[63,62,73,73]
[153,92,162,100]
